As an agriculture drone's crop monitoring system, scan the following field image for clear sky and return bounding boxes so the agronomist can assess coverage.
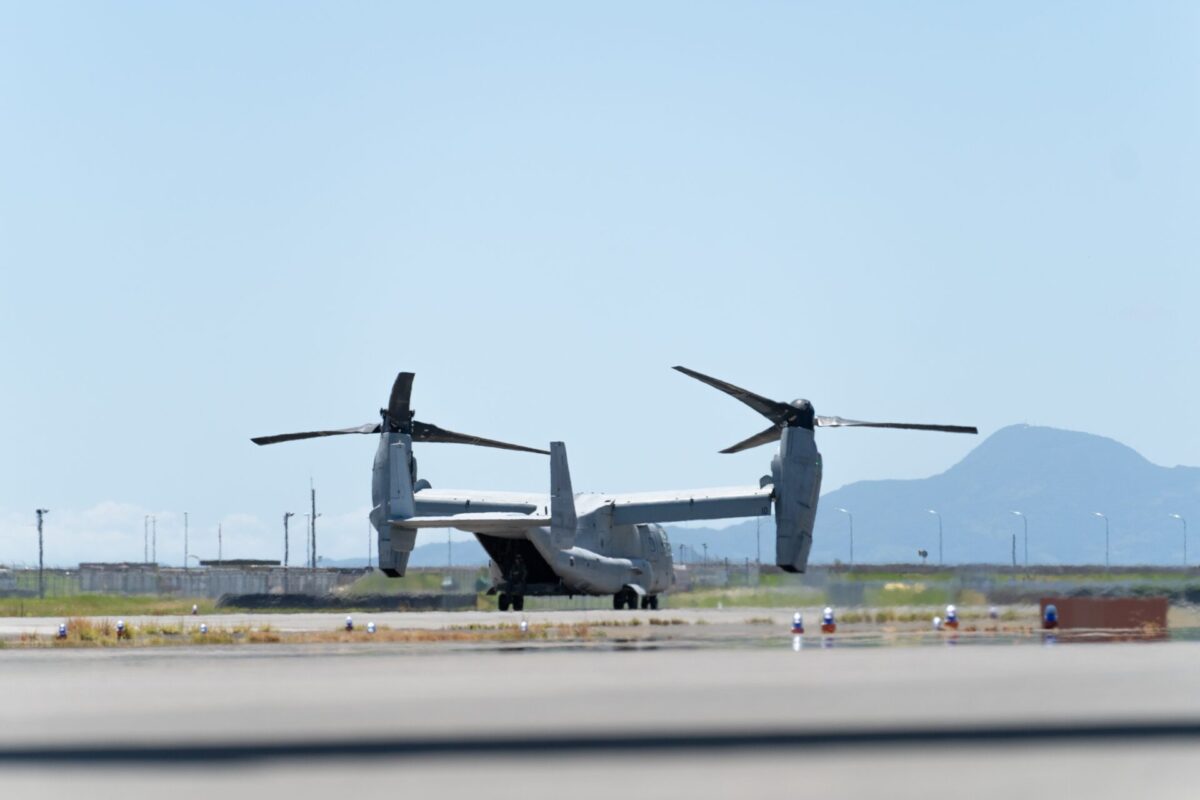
[1,2,1196,566]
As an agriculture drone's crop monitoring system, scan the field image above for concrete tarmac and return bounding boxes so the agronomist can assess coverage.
[2,614,1199,798]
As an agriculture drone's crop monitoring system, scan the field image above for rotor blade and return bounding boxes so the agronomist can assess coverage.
[815,416,978,435]
[720,424,784,454]
[387,372,415,424]
[673,366,792,424]
[251,423,380,446]
[411,420,550,455]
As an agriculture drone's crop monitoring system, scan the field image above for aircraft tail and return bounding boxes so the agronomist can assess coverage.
[550,441,576,549]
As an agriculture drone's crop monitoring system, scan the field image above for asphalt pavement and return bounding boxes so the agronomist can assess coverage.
[1,612,1198,798]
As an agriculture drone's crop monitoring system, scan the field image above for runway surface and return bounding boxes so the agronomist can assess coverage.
[2,609,1198,798]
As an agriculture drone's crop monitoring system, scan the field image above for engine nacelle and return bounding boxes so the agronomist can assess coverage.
[370,432,417,577]
[771,426,822,573]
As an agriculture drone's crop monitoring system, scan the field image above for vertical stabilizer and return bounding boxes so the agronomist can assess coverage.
[550,441,577,549]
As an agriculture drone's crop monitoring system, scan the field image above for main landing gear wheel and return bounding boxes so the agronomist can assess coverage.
[640,595,659,610]
[499,593,511,612]
[512,594,525,612]
[613,589,639,610]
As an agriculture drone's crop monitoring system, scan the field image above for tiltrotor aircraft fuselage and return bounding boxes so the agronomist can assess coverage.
[252,368,976,611]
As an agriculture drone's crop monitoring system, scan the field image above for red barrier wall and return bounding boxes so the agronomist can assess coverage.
[1040,597,1168,630]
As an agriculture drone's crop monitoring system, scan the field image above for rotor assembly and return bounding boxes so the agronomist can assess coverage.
[251,372,548,455]
[671,365,977,453]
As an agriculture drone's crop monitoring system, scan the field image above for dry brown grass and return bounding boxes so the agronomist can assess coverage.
[5,619,618,649]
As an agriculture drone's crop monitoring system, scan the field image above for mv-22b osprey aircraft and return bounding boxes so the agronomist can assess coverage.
[253,368,976,611]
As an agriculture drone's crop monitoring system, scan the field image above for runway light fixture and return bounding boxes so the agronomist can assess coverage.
[519,619,529,634]
[57,623,67,640]
[344,616,354,632]
[199,623,208,635]
[1043,604,1059,630]
[367,622,376,634]
[791,611,804,634]
[945,604,958,629]
[821,607,836,634]
[932,615,943,631]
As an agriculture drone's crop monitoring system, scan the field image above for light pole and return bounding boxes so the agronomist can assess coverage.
[309,481,319,569]
[1011,511,1028,568]
[837,508,854,566]
[283,512,294,592]
[143,515,149,563]
[927,509,943,566]
[35,509,48,599]
[183,512,189,572]
[283,513,294,568]
[151,515,157,563]
[1170,514,1187,567]
[755,516,761,566]
[1093,512,1109,570]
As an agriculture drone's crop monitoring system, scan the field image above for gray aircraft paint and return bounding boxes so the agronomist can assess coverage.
[771,426,821,572]
[260,369,974,606]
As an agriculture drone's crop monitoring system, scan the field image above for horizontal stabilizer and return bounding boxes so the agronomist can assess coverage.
[393,512,548,533]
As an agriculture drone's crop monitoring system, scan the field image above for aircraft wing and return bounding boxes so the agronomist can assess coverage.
[393,511,549,534]
[414,489,548,517]
[602,486,774,526]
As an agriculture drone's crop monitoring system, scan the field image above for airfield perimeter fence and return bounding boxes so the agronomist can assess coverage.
[4,563,1199,609]
[0,565,366,599]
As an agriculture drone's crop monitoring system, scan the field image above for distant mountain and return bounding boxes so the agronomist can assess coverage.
[810,425,1199,566]
[336,427,1200,568]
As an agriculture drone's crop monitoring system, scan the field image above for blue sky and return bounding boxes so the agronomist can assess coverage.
[1,3,1196,565]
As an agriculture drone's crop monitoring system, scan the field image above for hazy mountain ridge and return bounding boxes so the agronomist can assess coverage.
[810,425,1200,565]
